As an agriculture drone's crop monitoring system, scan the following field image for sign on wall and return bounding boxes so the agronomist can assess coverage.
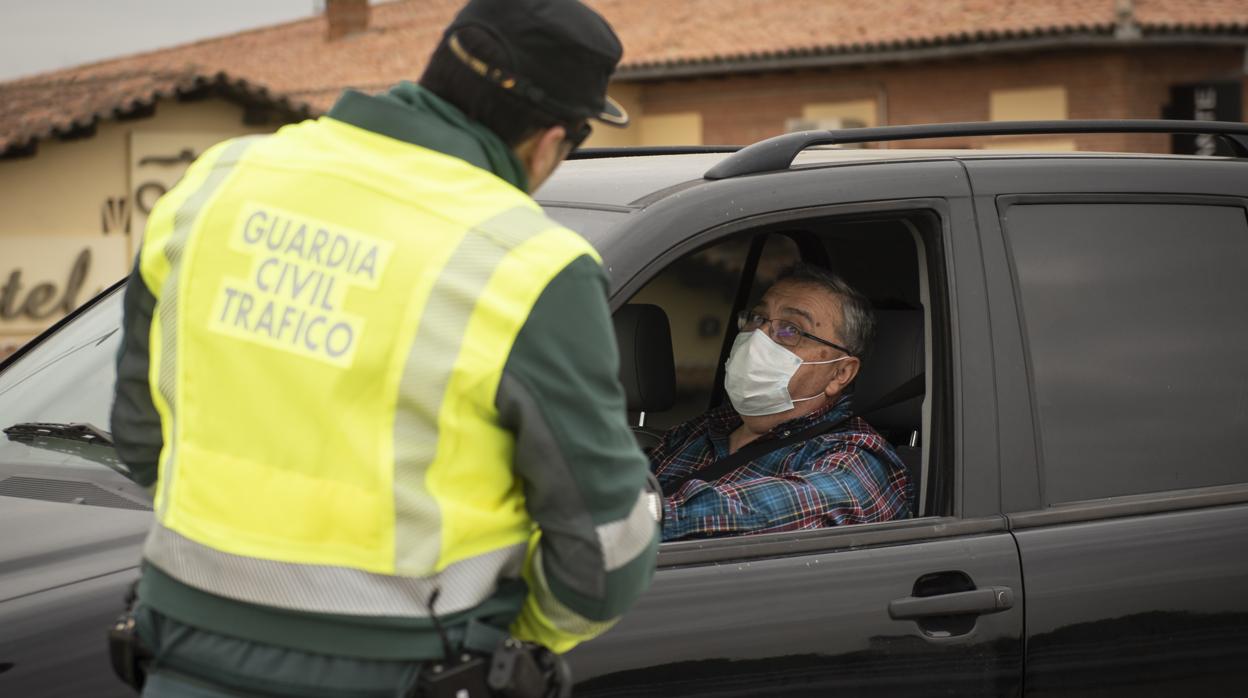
[1164,81,1243,156]
[0,236,127,335]
[129,131,237,240]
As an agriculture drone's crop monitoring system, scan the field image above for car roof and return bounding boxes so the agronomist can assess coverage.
[536,146,1231,210]
[536,152,729,209]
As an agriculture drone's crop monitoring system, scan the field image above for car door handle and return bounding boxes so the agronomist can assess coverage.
[888,586,1014,620]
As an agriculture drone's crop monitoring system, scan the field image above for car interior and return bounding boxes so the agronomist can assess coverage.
[612,210,949,526]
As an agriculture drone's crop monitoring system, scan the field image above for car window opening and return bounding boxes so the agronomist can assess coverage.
[618,210,949,541]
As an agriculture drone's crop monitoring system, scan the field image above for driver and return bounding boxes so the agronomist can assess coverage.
[649,263,912,540]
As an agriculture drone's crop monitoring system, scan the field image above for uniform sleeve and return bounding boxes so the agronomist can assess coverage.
[496,254,660,654]
[662,441,912,541]
[110,259,163,487]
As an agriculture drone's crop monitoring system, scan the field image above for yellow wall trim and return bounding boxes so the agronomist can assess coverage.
[639,112,703,146]
[801,99,879,129]
[990,86,1068,122]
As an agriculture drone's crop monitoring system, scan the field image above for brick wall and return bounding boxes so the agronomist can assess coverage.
[635,46,1244,152]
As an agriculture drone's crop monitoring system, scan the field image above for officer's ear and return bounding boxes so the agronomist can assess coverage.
[515,125,569,193]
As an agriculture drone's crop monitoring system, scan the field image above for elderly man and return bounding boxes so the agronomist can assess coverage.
[649,264,912,541]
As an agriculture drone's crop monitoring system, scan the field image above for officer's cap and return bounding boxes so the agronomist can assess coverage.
[442,0,629,127]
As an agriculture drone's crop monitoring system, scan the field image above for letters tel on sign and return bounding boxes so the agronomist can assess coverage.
[1163,81,1243,156]
[0,249,92,321]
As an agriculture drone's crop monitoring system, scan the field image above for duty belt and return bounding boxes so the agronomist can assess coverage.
[108,589,570,698]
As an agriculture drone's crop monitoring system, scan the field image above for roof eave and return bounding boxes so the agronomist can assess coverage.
[0,71,314,159]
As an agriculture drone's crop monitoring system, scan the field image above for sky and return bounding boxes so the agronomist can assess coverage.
[0,0,330,82]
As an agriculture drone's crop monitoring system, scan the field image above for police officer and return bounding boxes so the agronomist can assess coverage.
[109,0,660,695]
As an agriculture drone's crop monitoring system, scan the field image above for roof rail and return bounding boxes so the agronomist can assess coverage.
[571,145,738,160]
[703,120,1248,180]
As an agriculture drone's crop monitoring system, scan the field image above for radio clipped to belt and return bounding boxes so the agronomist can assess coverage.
[411,589,571,698]
[107,581,151,692]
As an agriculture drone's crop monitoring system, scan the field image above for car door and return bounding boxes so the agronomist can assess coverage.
[968,156,1248,696]
[566,158,1025,696]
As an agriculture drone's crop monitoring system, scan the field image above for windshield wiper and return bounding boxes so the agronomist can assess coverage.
[3,422,128,476]
[4,422,113,445]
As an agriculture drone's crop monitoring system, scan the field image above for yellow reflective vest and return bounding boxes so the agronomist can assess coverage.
[133,117,652,652]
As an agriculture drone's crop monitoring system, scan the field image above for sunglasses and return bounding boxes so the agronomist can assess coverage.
[566,121,593,150]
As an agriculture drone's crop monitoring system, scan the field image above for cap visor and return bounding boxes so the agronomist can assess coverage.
[596,94,629,127]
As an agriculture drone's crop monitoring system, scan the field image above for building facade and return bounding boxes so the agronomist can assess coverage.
[0,89,299,357]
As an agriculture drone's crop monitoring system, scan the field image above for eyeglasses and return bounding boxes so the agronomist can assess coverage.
[565,121,592,151]
[736,310,853,355]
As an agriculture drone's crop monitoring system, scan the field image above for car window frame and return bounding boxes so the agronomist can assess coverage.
[610,197,964,563]
[0,277,127,375]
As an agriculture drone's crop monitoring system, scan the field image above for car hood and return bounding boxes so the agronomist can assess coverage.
[0,495,149,603]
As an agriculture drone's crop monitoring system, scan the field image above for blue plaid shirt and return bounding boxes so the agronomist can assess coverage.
[650,396,912,541]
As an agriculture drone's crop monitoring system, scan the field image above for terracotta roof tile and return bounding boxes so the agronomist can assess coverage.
[601,0,1248,71]
[3,0,1246,155]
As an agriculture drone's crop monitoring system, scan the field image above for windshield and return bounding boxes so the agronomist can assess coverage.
[0,286,146,505]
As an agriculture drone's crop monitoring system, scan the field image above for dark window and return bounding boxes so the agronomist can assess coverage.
[1005,202,1248,504]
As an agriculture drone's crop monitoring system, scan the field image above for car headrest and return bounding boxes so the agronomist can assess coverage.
[853,308,924,435]
[613,304,676,412]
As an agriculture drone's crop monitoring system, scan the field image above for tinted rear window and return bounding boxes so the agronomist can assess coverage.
[1006,202,1248,504]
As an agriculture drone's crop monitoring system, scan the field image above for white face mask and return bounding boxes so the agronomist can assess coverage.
[724,330,849,416]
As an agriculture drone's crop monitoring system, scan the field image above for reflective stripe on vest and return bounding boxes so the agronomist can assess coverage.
[147,136,261,519]
[145,525,526,617]
[138,119,600,617]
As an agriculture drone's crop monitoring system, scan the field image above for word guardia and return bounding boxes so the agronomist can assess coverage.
[210,204,392,366]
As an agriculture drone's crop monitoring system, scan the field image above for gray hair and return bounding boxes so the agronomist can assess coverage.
[772,263,874,356]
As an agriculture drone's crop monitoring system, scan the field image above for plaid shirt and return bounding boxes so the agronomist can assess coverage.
[650,396,912,541]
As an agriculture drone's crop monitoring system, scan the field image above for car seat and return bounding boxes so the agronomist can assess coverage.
[613,304,676,452]
[852,308,925,513]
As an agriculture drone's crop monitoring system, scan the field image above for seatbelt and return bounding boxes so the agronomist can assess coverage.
[661,373,924,497]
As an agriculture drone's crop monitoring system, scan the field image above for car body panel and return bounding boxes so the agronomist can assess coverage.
[0,496,147,602]
[1,566,138,697]
[1014,503,1248,696]
[570,525,1023,697]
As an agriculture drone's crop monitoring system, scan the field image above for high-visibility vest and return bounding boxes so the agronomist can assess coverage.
[137,117,600,620]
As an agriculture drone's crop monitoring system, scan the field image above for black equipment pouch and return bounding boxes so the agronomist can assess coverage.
[107,582,151,692]
[415,654,492,698]
[487,639,571,698]
[411,639,569,698]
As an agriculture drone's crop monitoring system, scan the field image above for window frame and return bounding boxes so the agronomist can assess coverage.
[0,277,126,375]
[612,198,959,560]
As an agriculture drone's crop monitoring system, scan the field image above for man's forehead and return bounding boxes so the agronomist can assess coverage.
[761,280,835,306]
[759,280,842,323]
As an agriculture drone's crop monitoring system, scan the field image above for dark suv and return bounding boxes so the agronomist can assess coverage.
[2,121,1247,697]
